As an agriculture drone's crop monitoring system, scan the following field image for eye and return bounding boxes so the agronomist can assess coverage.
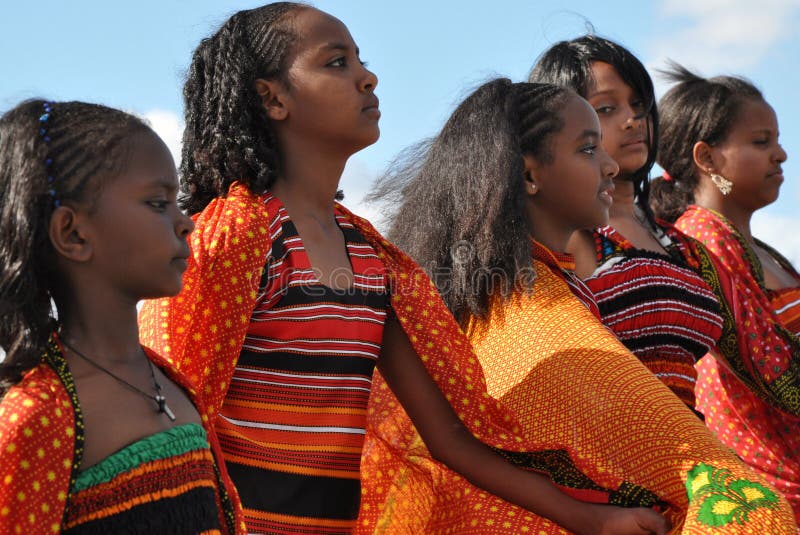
[580,145,597,155]
[360,60,369,67]
[595,106,614,115]
[147,200,169,212]
[327,57,346,68]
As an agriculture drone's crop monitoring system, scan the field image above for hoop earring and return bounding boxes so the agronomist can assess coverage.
[710,173,733,195]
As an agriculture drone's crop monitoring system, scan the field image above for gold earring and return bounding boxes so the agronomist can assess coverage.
[710,173,733,195]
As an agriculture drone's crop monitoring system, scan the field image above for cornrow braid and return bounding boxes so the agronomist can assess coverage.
[180,2,309,215]
[0,99,152,392]
[371,79,571,325]
[651,63,763,222]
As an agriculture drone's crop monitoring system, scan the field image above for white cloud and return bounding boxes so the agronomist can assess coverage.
[140,109,184,166]
[649,0,799,93]
[752,212,800,267]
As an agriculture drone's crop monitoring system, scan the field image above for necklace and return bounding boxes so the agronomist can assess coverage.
[61,339,176,421]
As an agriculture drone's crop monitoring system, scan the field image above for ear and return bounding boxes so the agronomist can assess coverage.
[48,206,92,263]
[692,141,717,175]
[254,78,288,121]
[522,154,540,196]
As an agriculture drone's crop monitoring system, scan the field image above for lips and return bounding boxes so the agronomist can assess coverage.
[362,95,380,113]
[768,168,784,180]
[621,136,645,148]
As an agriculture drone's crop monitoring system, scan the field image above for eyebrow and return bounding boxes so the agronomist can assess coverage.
[147,176,178,191]
[575,129,600,142]
[321,42,359,55]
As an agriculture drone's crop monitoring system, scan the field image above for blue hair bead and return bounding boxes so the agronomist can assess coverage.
[53,200,61,208]
[45,158,53,166]
[39,128,46,135]
[44,136,50,143]
[47,175,54,183]
[39,113,49,122]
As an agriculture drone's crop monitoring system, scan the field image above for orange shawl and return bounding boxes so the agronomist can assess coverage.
[139,184,795,533]
[0,337,246,534]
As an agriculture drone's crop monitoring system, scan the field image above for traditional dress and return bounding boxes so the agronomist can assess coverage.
[0,337,245,534]
[139,183,796,534]
[676,205,800,524]
[586,221,724,409]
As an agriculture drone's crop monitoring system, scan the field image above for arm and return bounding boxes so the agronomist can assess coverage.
[567,230,599,280]
[377,316,668,535]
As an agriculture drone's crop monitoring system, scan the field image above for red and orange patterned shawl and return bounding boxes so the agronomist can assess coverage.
[0,337,246,534]
[676,206,800,415]
[139,184,796,534]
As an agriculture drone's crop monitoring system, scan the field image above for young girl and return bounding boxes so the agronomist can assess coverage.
[530,36,724,412]
[139,4,669,534]
[652,64,799,523]
[0,100,244,533]
[370,77,795,533]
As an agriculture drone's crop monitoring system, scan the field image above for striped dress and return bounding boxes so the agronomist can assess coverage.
[215,194,388,534]
[585,223,723,409]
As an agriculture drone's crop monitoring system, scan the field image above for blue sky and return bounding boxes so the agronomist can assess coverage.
[2,0,799,260]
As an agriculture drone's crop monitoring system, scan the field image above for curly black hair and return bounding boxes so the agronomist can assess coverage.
[180,2,311,214]
[0,99,152,392]
[651,63,763,222]
[370,79,571,325]
[529,35,659,224]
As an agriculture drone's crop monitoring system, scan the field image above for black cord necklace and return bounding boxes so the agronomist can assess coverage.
[61,339,176,421]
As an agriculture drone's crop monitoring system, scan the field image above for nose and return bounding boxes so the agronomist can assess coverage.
[776,142,788,163]
[176,210,194,239]
[622,104,644,130]
[601,148,620,179]
[359,64,378,92]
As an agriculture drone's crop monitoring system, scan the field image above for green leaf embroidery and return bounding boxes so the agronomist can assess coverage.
[686,463,779,527]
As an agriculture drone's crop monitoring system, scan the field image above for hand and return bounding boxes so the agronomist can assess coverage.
[581,504,670,535]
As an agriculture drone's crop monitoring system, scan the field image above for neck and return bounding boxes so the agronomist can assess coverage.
[57,285,142,364]
[693,181,754,242]
[608,176,637,221]
[271,136,350,222]
[528,217,573,255]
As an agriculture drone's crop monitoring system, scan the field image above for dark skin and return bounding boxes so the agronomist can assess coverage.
[691,98,794,290]
[255,8,668,534]
[567,62,665,280]
[49,133,198,470]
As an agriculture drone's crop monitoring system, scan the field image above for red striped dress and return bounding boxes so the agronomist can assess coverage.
[215,194,388,534]
[585,223,723,410]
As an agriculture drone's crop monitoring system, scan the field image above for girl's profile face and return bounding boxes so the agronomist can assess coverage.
[585,61,650,178]
[708,98,787,212]
[80,131,194,300]
[270,8,380,156]
[527,94,619,233]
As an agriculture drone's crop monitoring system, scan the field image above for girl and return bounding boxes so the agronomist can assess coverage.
[372,77,795,533]
[652,64,800,523]
[0,100,244,533]
[139,4,669,534]
[530,36,724,412]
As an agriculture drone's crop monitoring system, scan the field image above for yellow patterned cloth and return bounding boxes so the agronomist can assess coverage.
[139,183,796,534]
[357,257,797,533]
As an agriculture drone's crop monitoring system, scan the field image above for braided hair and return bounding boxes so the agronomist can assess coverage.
[0,99,153,391]
[651,63,763,222]
[370,79,571,325]
[529,35,659,224]
[180,2,310,214]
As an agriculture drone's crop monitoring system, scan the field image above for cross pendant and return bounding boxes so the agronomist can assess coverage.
[155,395,177,421]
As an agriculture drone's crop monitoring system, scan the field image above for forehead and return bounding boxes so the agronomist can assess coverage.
[558,94,601,138]
[289,8,355,53]
[587,61,634,96]
[112,131,176,186]
[730,99,777,133]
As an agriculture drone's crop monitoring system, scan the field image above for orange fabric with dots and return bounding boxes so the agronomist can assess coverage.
[138,184,796,534]
[0,365,75,534]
